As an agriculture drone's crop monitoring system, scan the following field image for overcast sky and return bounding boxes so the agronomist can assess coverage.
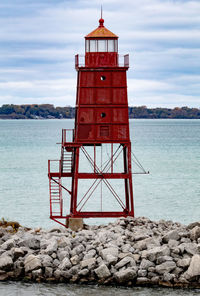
[0,0,199,108]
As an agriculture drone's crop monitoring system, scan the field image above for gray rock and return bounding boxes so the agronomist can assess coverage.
[78,268,89,276]
[168,239,179,249]
[105,254,118,265]
[179,242,198,255]
[45,239,58,255]
[57,250,69,261]
[156,255,173,264]
[81,258,96,269]
[83,249,96,260]
[115,256,136,269]
[187,221,200,230]
[114,268,137,283]
[41,254,53,267]
[177,258,191,268]
[184,254,200,280]
[155,261,176,274]
[57,236,72,248]
[145,246,170,262]
[140,259,154,270]
[94,263,111,279]
[0,255,13,271]
[100,247,118,261]
[163,230,180,243]
[12,248,24,260]
[190,226,200,241]
[24,255,41,273]
[71,255,79,265]
[59,257,72,270]
[138,269,147,277]
[1,239,15,250]
[163,272,175,282]
[32,268,42,278]
[45,266,53,277]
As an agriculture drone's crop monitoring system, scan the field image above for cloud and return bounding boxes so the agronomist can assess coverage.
[0,0,199,107]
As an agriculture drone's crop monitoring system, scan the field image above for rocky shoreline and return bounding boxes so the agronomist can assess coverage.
[0,217,200,288]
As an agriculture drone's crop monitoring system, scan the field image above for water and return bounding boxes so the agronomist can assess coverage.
[0,282,200,296]
[0,119,200,295]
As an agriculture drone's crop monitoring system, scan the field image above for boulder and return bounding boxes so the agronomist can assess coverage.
[81,258,96,269]
[163,230,180,243]
[190,226,200,241]
[115,256,135,270]
[100,247,118,261]
[0,255,13,271]
[12,248,24,260]
[145,246,170,262]
[114,268,137,283]
[94,263,111,279]
[177,258,191,268]
[184,254,200,280]
[59,257,72,270]
[140,259,154,270]
[24,255,41,273]
[155,261,176,274]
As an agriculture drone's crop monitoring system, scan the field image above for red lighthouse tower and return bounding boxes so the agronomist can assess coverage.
[48,17,134,227]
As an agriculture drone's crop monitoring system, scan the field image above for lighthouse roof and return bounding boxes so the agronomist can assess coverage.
[85,18,118,39]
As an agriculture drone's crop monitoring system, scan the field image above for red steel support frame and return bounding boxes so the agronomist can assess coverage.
[48,18,134,227]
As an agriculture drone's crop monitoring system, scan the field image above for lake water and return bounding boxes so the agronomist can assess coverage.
[0,119,200,295]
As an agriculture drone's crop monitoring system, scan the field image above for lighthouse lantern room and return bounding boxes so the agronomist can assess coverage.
[48,16,134,227]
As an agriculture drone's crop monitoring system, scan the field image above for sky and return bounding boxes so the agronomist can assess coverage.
[0,0,199,108]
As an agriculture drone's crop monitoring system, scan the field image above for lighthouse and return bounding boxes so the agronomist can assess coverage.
[48,16,134,227]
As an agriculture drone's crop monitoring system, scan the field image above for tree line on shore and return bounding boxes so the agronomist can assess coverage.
[0,104,200,119]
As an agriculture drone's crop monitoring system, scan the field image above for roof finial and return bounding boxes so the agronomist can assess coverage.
[99,5,104,27]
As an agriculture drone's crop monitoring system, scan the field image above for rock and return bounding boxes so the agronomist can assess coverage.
[41,255,53,267]
[190,226,200,241]
[0,255,13,271]
[71,255,79,265]
[78,268,89,276]
[168,239,179,249]
[45,239,58,255]
[32,268,42,279]
[94,263,111,279]
[184,254,200,280]
[59,257,72,270]
[105,254,118,265]
[145,246,170,262]
[12,248,24,260]
[1,239,15,250]
[140,259,154,270]
[83,249,96,260]
[177,258,191,268]
[115,256,136,269]
[156,256,173,264]
[24,255,41,273]
[81,258,96,269]
[138,269,147,277]
[163,230,180,243]
[155,261,176,274]
[57,236,72,248]
[179,242,198,255]
[187,222,200,230]
[57,250,69,261]
[45,266,53,278]
[100,247,118,261]
[114,268,137,283]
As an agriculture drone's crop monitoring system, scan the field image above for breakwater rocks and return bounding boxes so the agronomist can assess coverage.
[0,217,200,288]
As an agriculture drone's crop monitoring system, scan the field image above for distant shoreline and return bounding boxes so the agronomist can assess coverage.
[0,104,200,119]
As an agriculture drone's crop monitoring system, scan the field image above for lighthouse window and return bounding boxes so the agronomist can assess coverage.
[108,40,115,52]
[90,40,97,52]
[101,76,106,81]
[101,112,106,118]
[86,40,89,52]
[98,40,107,52]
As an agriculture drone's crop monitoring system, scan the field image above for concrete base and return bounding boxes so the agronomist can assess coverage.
[66,218,84,231]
